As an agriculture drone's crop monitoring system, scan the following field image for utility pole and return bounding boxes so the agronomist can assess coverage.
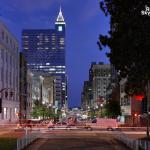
[147,80,150,137]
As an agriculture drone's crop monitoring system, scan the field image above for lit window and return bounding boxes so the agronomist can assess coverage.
[49,68,56,71]
[15,108,17,117]
[58,26,62,31]
[39,66,44,68]
[3,108,7,119]
[23,36,29,38]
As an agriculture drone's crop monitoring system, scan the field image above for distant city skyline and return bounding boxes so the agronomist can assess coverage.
[0,0,110,107]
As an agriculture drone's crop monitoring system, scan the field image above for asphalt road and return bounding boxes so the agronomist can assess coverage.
[26,130,130,150]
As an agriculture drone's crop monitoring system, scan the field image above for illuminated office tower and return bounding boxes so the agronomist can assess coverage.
[22,7,67,108]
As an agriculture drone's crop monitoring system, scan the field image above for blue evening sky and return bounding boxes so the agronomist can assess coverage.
[0,0,110,107]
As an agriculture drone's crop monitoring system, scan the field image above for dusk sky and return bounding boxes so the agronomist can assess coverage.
[0,0,110,107]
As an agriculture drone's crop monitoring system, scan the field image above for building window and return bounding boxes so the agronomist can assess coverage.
[120,85,124,93]
[58,26,62,31]
[3,108,7,119]
[10,39,12,46]
[15,108,17,118]
[6,35,8,43]
[2,31,4,40]
[5,91,8,98]
[1,66,4,83]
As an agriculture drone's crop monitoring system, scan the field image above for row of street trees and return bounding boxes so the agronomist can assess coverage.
[31,100,60,120]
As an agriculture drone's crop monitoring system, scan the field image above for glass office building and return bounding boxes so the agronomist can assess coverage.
[22,7,67,108]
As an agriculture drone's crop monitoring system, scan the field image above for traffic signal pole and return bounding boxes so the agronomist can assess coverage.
[147,80,150,137]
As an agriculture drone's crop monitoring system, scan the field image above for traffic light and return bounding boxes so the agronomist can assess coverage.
[0,98,2,113]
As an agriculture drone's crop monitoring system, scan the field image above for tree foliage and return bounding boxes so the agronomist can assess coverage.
[104,99,121,118]
[31,104,42,118]
[31,101,55,119]
[98,0,150,95]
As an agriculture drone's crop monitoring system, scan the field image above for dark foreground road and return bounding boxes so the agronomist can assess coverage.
[25,130,130,150]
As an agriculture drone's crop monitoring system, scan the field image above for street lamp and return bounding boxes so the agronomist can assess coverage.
[146,113,150,137]
[40,76,44,104]
[100,103,104,117]
[146,80,150,137]
[42,101,46,120]
[47,104,53,119]
[142,113,150,137]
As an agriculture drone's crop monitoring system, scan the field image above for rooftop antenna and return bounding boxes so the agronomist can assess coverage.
[60,0,62,12]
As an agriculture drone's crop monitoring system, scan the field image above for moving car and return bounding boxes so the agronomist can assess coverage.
[48,120,92,131]
[48,121,69,130]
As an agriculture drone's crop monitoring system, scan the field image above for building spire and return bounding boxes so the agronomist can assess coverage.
[56,4,65,22]
[60,4,62,14]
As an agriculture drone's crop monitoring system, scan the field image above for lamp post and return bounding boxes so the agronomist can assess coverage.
[95,106,98,118]
[42,101,46,120]
[100,103,104,117]
[40,76,44,104]
[147,80,150,137]
[146,112,150,137]
[48,104,53,119]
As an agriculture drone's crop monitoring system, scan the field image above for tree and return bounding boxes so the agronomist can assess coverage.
[88,108,97,119]
[31,100,55,119]
[31,104,44,118]
[104,99,121,118]
[98,0,150,96]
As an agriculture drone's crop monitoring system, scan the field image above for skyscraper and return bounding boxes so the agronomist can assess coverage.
[92,62,111,107]
[22,7,67,108]
[81,81,91,110]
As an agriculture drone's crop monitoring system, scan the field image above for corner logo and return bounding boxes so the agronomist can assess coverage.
[141,5,150,16]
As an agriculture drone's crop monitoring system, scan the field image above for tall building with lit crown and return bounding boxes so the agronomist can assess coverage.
[22,6,67,109]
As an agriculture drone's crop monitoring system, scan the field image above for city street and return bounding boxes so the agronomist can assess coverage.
[1,1,150,150]
[26,130,129,150]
